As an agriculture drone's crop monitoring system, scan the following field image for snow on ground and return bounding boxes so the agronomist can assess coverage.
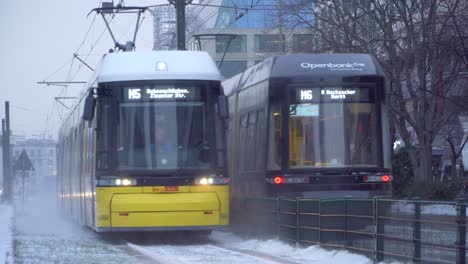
[0,203,13,264]
[391,200,458,216]
[131,242,283,264]
[7,175,405,264]
[12,177,146,264]
[210,231,374,264]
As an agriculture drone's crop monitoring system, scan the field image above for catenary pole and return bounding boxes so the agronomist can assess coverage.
[4,101,12,202]
[2,119,6,202]
[175,0,186,50]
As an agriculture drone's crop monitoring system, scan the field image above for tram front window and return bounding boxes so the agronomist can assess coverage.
[116,101,208,170]
[95,84,212,171]
[288,103,378,168]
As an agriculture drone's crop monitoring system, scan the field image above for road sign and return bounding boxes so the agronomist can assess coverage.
[14,149,34,171]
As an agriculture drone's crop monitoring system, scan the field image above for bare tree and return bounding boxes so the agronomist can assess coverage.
[280,0,468,182]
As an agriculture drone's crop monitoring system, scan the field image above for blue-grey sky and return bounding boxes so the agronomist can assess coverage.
[0,0,158,139]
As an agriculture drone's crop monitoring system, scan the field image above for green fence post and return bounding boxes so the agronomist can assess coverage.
[296,198,300,246]
[375,197,384,263]
[344,198,348,249]
[277,197,281,239]
[456,198,466,264]
[318,199,322,245]
[413,198,421,263]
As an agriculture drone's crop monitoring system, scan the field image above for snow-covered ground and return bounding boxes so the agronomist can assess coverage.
[0,203,13,264]
[128,231,374,264]
[1,176,396,263]
[0,205,384,264]
[391,200,459,216]
[210,231,373,264]
[11,177,147,264]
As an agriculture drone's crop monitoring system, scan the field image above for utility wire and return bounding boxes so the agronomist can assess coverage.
[75,13,98,54]
[41,57,74,82]
[189,3,278,10]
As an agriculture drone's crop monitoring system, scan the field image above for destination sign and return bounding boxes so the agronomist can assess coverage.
[295,87,372,103]
[124,86,201,101]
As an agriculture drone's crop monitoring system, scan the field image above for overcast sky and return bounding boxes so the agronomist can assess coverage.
[0,0,161,140]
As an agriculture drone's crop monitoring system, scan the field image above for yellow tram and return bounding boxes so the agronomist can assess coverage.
[57,51,229,232]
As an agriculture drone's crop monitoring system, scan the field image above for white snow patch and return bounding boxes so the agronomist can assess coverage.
[210,231,374,264]
[142,243,282,264]
[421,204,457,215]
[391,201,457,216]
[0,203,13,264]
[128,242,181,264]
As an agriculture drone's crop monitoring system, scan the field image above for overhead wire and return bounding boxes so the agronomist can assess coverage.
[40,2,108,139]
[69,17,114,83]
[41,57,75,82]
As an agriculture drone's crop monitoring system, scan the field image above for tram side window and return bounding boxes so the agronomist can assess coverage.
[238,115,248,171]
[214,103,225,168]
[247,112,257,171]
[267,105,282,170]
[255,110,265,170]
[96,98,115,170]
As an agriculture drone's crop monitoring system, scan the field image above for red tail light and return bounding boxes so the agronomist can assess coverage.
[273,176,284,184]
[381,175,390,182]
[362,174,392,183]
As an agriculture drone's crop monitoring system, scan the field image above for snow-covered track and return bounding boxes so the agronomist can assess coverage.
[126,242,298,264]
[206,243,300,264]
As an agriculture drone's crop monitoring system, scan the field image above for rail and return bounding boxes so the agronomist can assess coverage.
[232,197,468,263]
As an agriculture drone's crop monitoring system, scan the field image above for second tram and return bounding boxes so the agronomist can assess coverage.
[57,51,229,232]
[223,53,392,199]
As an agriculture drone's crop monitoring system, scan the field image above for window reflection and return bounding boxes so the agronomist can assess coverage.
[288,103,378,168]
[254,34,285,53]
[267,104,282,170]
[216,35,247,53]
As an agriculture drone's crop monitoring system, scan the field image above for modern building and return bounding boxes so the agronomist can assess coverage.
[185,0,314,78]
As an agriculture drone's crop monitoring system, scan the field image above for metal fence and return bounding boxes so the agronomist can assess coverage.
[231,197,468,263]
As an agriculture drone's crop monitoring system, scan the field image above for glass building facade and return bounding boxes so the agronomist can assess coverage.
[191,0,314,78]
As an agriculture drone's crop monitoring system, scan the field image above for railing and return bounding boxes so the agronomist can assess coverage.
[231,197,468,263]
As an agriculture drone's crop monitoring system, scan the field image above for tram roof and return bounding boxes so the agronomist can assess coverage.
[95,50,221,83]
[223,53,386,96]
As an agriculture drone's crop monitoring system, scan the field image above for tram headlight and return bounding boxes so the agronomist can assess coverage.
[198,177,214,185]
[195,175,229,185]
[115,178,137,186]
[97,178,137,186]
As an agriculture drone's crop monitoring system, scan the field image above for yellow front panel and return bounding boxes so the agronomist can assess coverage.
[111,193,219,212]
[96,187,142,228]
[111,211,220,227]
[95,185,229,230]
[190,186,229,225]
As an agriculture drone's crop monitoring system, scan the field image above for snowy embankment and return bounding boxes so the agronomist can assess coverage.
[210,231,373,264]
[129,230,379,264]
[0,203,13,264]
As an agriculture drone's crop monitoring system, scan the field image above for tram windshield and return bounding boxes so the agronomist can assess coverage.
[117,101,208,170]
[286,87,379,168]
[96,83,212,171]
